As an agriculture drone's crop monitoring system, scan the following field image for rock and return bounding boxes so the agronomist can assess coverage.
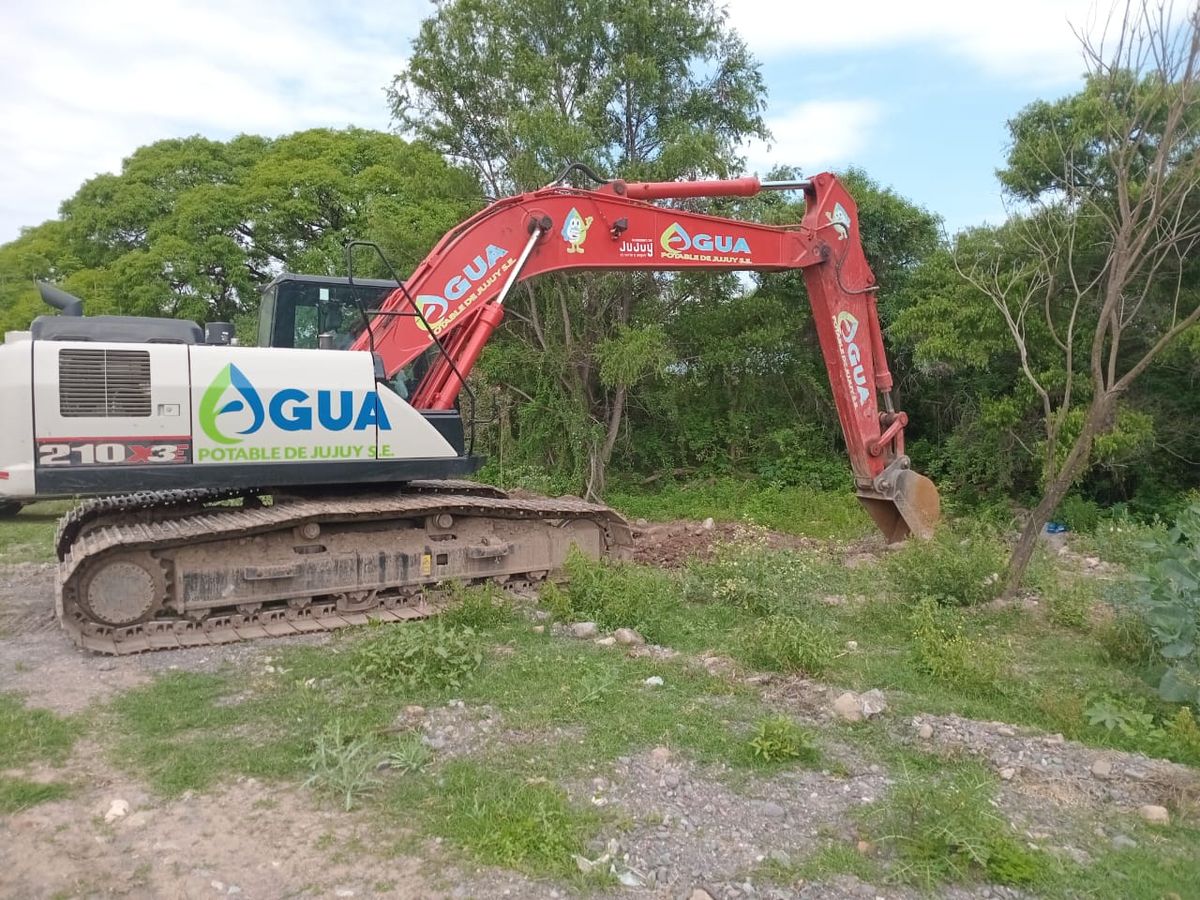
[103,799,129,824]
[859,689,888,718]
[614,627,645,645]
[571,621,598,638]
[644,675,664,687]
[595,636,617,646]
[769,849,792,867]
[832,691,864,722]
[917,723,934,740]
[999,767,1016,781]
[1090,758,1113,778]
[531,625,545,634]
[689,891,715,900]
[664,772,681,789]
[1085,556,1101,568]
[845,640,859,651]
[1112,834,1138,850]
[635,517,649,528]
[856,840,873,855]
[1138,804,1170,825]
[211,881,225,893]
[404,704,425,718]
[702,517,715,530]
[745,673,773,686]
[756,801,786,819]
[650,746,672,765]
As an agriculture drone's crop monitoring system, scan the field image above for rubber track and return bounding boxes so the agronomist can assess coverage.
[58,491,630,655]
[53,479,507,561]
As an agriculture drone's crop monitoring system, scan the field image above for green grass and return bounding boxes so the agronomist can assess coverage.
[0,500,73,563]
[0,776,71,813]
[861,760,1055,889]
[607,478,872,540]
[385,761,605,880]
[0,692,81,768]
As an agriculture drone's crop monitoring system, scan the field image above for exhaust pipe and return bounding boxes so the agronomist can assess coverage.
[37,281,84,317]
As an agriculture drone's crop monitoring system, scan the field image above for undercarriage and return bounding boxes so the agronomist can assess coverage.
[56,481,632,654]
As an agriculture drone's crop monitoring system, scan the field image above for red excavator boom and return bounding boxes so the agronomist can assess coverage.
[351,171,939,541]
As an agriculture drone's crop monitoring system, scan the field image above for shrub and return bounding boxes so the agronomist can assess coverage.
[1123,502,1200,705]
[885,527,1005,607]
[1084,696,1200,766]
[738,614,837,676]
[909,598,1004,693]
[351,622,482,693]
[1095,610,1159,667]
[1055,495,1101,532]
[866,765,1050,888]
[748,716,820,764]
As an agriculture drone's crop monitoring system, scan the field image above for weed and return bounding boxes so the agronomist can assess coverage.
[1077,513,1166,567]
[442,582,515,631]
[303,721,383,811]
[1095,609,1159,667]
[0,693,80,768]
[0,777,71,813]
[864,763,1051,888]
[606,477,871,541]
[351,622,482,693]
[684,544,817,616]
[387,734,433,774]
[909,598,1004,693]
[401,761,602,878]
[1084,696,1200,765]
[545,548,680,643]
[1120,501,1200,705]
[885,526,1005,606]
[748,716,819,764]
[737,614,836,676]
[1044,577,1093,629]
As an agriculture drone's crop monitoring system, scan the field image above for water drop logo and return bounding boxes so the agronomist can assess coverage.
[660,222,690,255]
[835,311,859,342]
[199,363,265,445]
[560,207,593,254]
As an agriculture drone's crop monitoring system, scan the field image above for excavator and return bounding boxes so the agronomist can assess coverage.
[0,168,940,653]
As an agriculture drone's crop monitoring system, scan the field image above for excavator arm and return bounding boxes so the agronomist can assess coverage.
[351,171,939,541]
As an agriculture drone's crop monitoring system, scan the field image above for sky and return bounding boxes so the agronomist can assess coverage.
[0,0,1119,245]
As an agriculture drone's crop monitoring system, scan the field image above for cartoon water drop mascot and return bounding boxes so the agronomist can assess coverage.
[561,207,594,254]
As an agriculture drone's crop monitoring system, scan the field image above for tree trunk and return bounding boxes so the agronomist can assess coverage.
[1001,395,1111,597]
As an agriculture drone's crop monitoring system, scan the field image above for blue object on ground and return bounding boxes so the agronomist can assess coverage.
[1044,522,1068,534]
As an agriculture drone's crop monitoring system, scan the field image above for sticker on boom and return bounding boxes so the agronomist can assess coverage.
[834,311,870,407]
[659,223,751,262]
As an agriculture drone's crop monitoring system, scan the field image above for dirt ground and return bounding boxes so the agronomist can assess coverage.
[1,524,1197,899]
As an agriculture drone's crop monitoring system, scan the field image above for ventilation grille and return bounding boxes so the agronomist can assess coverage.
[59,349,152,417]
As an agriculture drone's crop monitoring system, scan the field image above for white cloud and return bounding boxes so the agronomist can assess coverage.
[742,99,883,175]
[725,0,1119,85]
[0,0,423,242]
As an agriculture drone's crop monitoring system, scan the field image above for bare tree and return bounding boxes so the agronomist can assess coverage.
[959,0,1200,595]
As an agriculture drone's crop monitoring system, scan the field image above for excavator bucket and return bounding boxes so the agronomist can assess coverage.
[857,468,941,543]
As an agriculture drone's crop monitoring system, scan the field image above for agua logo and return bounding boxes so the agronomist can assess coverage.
[199,363,391,446]
[834,311,870,406]
[659,223,751,256]
[416,244,509,328]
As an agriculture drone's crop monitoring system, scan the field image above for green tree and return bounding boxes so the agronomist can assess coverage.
[391,0,768,495]
[955,1,1200,593]
[0,129,479,338]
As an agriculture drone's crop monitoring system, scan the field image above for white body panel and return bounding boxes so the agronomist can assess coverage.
[189,346,456,464]
[0,339,458,503]
[0,336,35,498]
